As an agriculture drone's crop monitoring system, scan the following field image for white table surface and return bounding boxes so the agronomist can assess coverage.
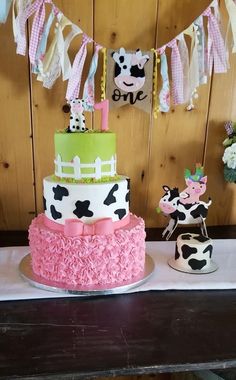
[0,239,235,301]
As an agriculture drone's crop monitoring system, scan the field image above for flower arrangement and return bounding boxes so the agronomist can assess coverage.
[222,121,236,182]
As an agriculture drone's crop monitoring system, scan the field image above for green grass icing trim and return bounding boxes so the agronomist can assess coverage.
[51,174,122,184]
[56,129,112,134]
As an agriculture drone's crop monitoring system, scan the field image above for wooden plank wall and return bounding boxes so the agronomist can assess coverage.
[0,0,236,231]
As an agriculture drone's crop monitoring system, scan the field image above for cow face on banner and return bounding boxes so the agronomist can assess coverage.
[106,47,153,113]
[112,48,149,93]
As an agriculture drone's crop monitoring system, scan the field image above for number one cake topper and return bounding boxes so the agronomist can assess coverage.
[66,98,109,133]
[94,99,109,131]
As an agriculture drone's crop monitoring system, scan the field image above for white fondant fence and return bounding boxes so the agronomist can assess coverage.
[54,154,117,180]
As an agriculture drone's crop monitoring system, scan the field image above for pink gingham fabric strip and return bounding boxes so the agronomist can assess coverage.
[66,34,93,101]
[29,0,47,65]
[177,33,190,103]
[16,0,43,56]
[17,0,56,61]
[32,10,55,74]
[83,43,102,111]
[167,39,184,105]
[203,7,227,74]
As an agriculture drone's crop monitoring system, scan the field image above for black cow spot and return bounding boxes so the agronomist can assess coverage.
[188,258,207,270]
[181,234,192,240]
[119,56,124,63]
[194,235,209,243]
[171,210,186,221]
[175,247,180,260]
[130,64,145,78]
[104,184,119,206]
[50,205,62,220]
[126,179,130,202]
[53,185,69,201]
[114,63,121,77]
[182,203,194,210]
[167,187,179,201]
[190,204,208,219]
[114,209,126,220]
[125,191,130,202]
[73,200,94,218]
[203,244,213,258]
[182,244,198,259]
[43,196,47,211]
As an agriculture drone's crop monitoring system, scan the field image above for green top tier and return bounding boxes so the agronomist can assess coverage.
[54,131,117,180]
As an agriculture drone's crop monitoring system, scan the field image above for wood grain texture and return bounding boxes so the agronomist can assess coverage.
[94,0,158,217]
[204,1,236,225]
[1,0,236,229]
[31,0,93,214]
[145,0,212,227]
[0,16,35,230]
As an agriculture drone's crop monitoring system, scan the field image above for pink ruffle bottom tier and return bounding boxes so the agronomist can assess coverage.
[29,214,146,287]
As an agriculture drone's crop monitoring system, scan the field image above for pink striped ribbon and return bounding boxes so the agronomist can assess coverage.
[17,0,55,60]
[203,7,227,74]
[29,0,47,64]
[66,33,93,101]
[167,39,184,105]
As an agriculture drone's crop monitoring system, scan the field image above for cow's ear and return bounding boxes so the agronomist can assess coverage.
[163,185,170,192]
[201,176,208,184]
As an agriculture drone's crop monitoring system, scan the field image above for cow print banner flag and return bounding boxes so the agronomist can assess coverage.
[106,47,154,113]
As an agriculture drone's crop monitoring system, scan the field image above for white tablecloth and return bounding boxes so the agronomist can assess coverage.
[0,239,235,301]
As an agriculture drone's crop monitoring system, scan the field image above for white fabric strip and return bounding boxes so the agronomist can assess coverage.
[184,24,200,107]
[58,22,82,81]
[177,33,190,103]
[225,0,236,53]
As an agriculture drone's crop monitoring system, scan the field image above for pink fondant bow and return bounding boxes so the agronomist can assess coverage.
[64,218,114,237]
[44,214,130,236]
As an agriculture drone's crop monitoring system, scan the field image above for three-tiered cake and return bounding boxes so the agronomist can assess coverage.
[28,109,146,287]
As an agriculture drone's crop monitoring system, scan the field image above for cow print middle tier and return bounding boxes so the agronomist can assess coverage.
[43,176,130,224]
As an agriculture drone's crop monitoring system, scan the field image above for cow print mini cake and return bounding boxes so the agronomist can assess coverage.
[168,233,218,274]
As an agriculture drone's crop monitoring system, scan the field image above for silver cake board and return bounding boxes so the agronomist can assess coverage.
[168,258,218,274]
[19,254,155,296]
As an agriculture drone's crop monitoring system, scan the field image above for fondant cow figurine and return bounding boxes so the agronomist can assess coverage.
[180,164,207,204]
[66,99,87,133]
[158,186,212,240]
[112,47,149,93]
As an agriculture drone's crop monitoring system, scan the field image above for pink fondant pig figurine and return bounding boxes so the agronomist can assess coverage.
[180,164,207,204]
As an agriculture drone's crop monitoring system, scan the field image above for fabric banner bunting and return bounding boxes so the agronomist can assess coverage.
[1,0,236,115]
